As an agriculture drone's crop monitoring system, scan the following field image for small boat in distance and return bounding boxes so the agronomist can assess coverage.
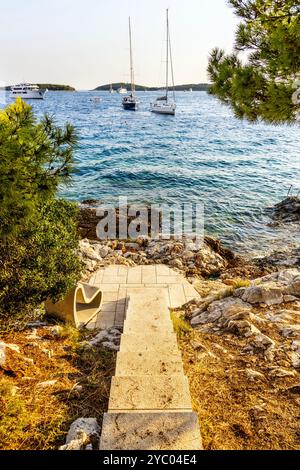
[109,84,115,94]
[151,9,176,116]
[118,86,127,94]
[189,88,193,92]
[10,83,47,100]
[122,17,139,111]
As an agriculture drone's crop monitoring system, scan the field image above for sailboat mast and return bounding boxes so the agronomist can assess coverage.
[129,16,135,94]
[166,9,169,101]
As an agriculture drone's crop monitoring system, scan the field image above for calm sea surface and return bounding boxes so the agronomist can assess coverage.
[3,91,300,256]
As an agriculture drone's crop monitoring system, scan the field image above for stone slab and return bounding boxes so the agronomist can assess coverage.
[100,412,203,450]
[115,352,184,376]
[108,375,192,412]
[120,333,179,353]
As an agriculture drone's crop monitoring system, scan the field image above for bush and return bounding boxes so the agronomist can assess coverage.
[0,99,82,331]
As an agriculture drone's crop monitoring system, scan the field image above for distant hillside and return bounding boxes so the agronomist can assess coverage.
[94,83,210,92]
[37,84,75,91]
[1,84,75,91]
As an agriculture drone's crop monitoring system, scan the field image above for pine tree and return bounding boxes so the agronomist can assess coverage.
[208,0,300,123]
[0,99,82,328]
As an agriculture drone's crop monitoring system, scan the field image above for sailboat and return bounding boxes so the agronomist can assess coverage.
[151,9,176,115]
[122,17,139,111]
[109,84,114,94]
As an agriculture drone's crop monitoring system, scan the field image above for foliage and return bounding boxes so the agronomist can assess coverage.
[171,311,191,338]
[208,0,300,123]
[0,99,82,329]
[0,98,77,239]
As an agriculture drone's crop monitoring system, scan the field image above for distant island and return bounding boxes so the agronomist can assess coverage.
[94,83,210,92]
[37,84,76,91]
[1,84,76,91]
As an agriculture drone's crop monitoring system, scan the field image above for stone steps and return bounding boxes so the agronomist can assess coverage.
[100,285,202,450]
[108,375,192,412]
[100,412,202,450]
[115,352,184,376]
[120,333,179,353]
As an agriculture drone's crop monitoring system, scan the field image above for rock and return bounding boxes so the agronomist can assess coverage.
[84,259,98,272]
[268,367,297,378]
[36,380,57,388]
[280,324,300,338]
[59,418,100,451]
[291,340,300,351]
[291,351,300,368]
[47,325,63,337]
[245,369,265,381]
[250,333,275,350]
[0,343,6,366]
[26,329,41,340]
[102,341,120,351]
[0,341,20,354]
[271,196,300,223]
[59,433,89,450]
[191,297,250,327]
[227,320,261,338]
[95,245,109,259]
[125,242,140,251]
[235,283,284,306]
[283,295,299,303]
[26,321,49,328]
[169,258,184,270]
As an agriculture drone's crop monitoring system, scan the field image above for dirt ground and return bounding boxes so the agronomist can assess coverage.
[178,327,300,450]
[0,325,115,450]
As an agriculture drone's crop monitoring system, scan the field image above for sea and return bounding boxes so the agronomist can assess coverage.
[2,90,300,257]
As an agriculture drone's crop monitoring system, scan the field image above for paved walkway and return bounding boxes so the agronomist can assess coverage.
[95,265,202,450]
[88,265,200,330]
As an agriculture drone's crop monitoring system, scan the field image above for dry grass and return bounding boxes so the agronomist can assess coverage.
[0,325,116,450]
[176,327,300,450]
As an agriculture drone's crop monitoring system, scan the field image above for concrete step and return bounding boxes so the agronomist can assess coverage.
[115,351,184,376]
[120,333,179,354]
[100,412,203,450]
[123,318,173,335]
[126,288,170,317]
[108,375,192,412]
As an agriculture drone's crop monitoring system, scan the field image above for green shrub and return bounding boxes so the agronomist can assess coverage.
[0,99,82,331]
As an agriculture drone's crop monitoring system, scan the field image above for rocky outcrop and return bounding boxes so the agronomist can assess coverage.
[188,269,300,376]
[78,237,239,279]
[270,197,300,224]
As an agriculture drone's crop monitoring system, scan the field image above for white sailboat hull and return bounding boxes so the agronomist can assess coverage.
[151,102,176,115]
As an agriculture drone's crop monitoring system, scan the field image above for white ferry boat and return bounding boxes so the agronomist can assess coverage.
[10,84,48,100]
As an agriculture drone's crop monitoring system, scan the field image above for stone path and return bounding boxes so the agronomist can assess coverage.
[88,265,200,330]
[96,266,202,450]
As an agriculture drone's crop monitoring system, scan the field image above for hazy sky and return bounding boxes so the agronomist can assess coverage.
[0,0,238,89]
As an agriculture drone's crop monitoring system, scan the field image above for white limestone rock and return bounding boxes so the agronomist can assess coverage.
[59,418,100,451]
[235,283,284,306]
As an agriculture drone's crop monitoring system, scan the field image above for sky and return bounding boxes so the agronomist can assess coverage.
[0,0,238,90]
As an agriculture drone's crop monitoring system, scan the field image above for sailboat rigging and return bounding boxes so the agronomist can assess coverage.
[151,9,176,115]
[122,17,139,111]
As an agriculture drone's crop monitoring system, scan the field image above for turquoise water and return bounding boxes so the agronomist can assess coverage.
[4,91,300,255]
